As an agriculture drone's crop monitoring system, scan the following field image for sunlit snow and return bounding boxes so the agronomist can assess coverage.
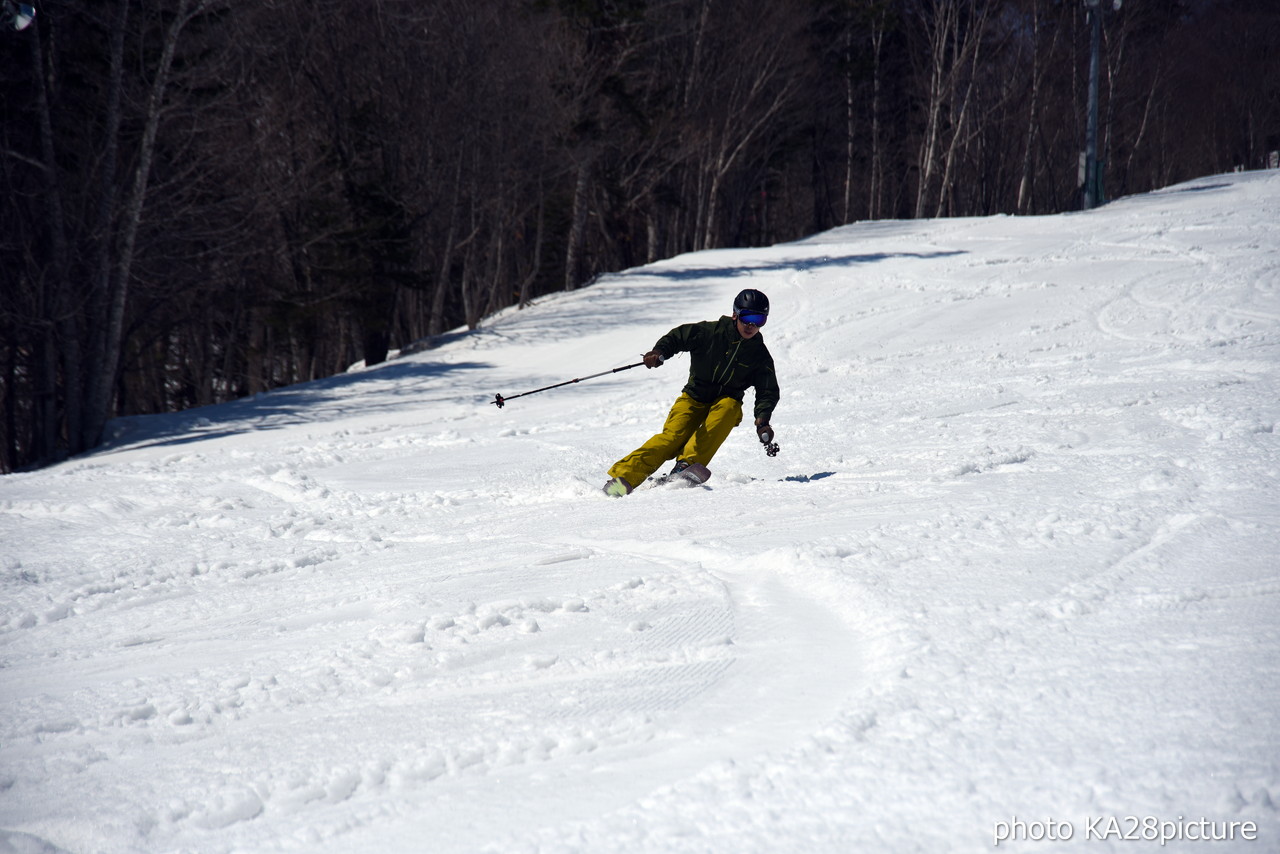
[2,172,1278,853]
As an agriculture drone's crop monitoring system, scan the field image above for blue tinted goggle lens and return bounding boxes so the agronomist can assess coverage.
[738,312,767,327]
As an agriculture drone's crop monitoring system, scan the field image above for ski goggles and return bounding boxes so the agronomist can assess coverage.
[736,311,767,327]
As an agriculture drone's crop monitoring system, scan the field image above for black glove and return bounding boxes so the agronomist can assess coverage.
[643,350,665,369]
[756,421,774,444]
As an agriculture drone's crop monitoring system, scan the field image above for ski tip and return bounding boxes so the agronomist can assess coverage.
[603,477,633,497]
[683,463,712,484]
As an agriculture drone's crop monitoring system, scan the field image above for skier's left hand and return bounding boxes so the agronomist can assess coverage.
[755,420,774,444]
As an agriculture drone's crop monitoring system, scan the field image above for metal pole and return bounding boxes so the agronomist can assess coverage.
[1083,0,1102,209]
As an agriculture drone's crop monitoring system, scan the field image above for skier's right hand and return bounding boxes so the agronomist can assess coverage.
[643,350,665,369]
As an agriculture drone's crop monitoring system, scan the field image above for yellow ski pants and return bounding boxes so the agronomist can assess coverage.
[607,393,743,486]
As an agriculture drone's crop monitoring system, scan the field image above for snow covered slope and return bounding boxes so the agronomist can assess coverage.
[2,172,1278,854]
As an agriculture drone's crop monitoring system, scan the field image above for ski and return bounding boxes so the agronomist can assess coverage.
[646,462,711,490]
[602,463,712,497]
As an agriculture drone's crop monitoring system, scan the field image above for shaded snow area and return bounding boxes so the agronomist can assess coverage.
[3,172,1280,854]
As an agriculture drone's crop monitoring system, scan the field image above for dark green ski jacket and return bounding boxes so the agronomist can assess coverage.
[652,316,780,423]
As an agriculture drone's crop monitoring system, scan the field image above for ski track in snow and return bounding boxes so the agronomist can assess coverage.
[2,172,1279,853]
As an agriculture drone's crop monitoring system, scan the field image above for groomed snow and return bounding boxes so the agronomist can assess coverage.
[2,172,1278,853]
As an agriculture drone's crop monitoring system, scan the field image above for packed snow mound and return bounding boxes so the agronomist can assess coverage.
[2,171,1278,853]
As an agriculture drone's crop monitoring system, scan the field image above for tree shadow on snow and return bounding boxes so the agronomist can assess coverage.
[96,358,492,456]
[628,250,967,282]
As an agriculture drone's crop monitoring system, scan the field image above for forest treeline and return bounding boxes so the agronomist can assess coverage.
[2,0,1277,471]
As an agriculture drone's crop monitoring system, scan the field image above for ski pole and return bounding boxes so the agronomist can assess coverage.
[491,360,646,408]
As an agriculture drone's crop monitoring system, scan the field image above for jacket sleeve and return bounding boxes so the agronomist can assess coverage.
[652,321,705,359]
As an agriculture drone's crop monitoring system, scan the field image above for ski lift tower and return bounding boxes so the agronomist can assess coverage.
[1082,0,1120,210]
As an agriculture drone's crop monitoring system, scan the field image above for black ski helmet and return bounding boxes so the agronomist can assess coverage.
[733,288,769,316]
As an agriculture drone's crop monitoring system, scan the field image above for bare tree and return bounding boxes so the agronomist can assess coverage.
[4,0,1274,471]
[910,0,998,218]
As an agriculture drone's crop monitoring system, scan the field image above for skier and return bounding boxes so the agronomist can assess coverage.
[603,288,779,496]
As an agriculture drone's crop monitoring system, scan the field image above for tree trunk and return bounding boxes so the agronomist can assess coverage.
[517,192,545,309]
[83,0,205,450]
[29,14,78,461]
[429,154,465,337]
[869,7,887,220]
[843,17,855,223]
[933,4,988,219]
[1017,0,1045,213]
[564,151,594,291]
[914,1,953,219]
